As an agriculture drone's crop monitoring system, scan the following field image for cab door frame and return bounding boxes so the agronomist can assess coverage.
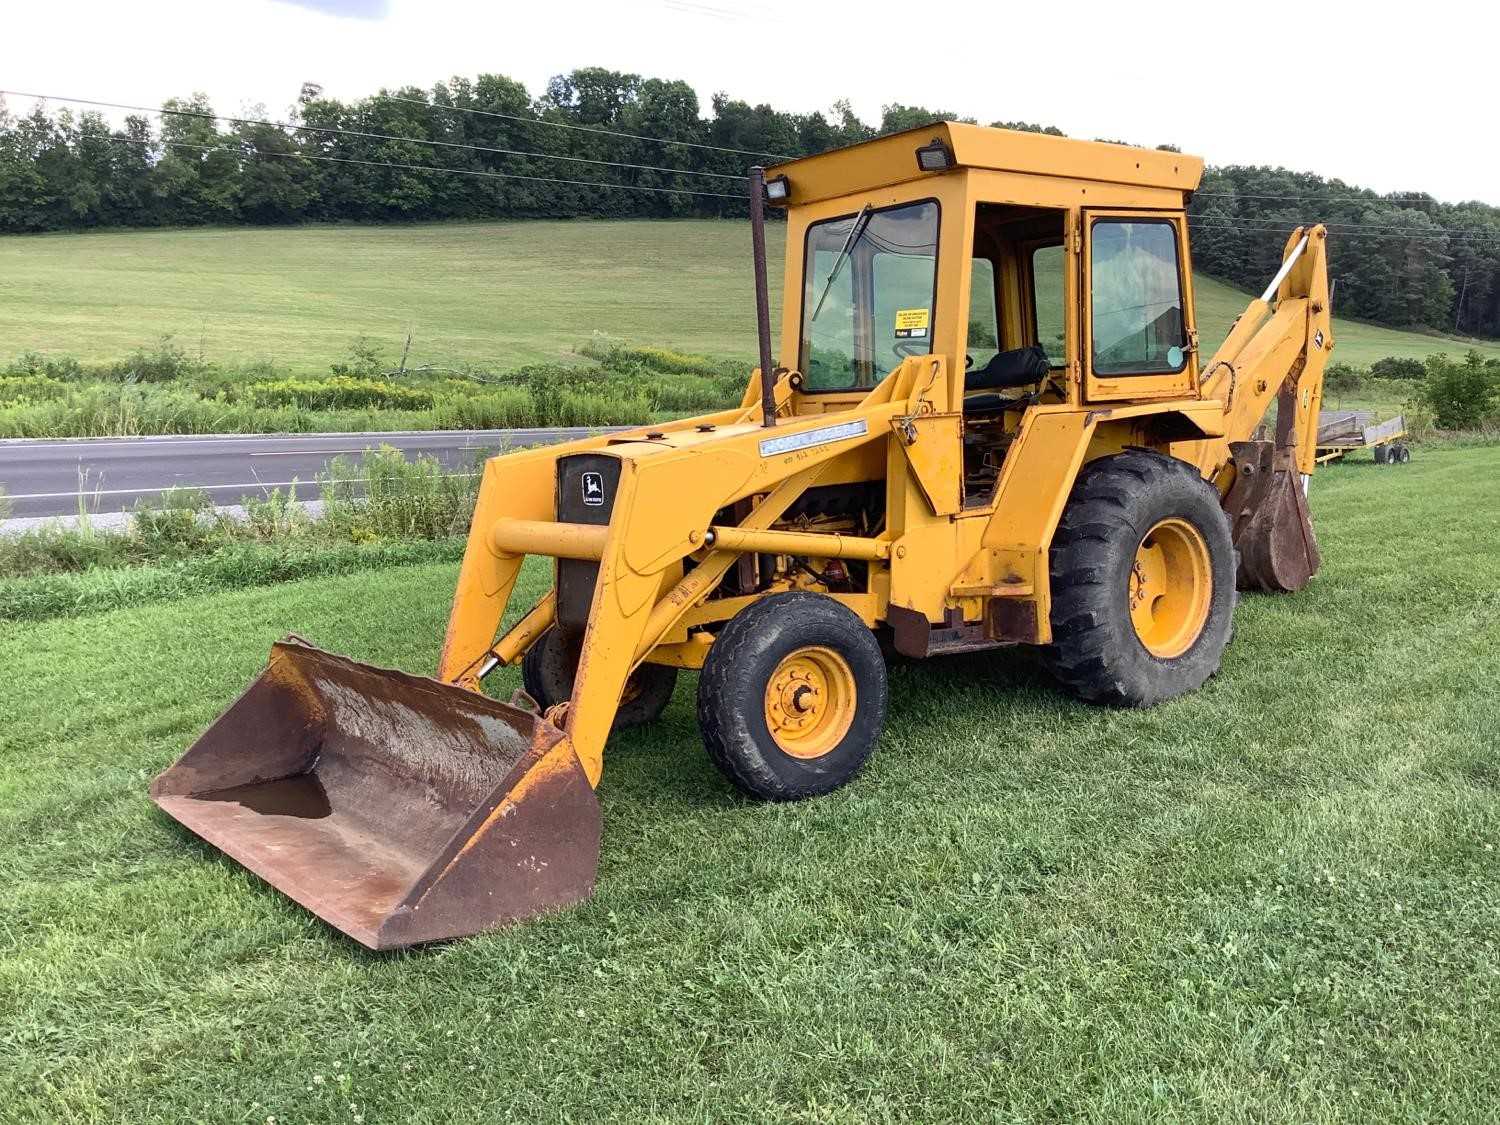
[1081,208,1198,403]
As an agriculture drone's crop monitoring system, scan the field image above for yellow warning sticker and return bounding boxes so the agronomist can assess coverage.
[893,307,930,338]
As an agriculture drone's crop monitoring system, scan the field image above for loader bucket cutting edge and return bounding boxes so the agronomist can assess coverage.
[150,638,601,950]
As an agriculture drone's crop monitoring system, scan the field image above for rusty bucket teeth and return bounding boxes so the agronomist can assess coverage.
[151,638,600,949]
[1223,440,1322,594]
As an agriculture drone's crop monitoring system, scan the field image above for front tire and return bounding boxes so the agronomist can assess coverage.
[697,592,887,801]
[522,625,677,730]
[1042,451,1237,708]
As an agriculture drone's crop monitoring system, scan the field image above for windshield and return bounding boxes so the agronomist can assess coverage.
[799,200,940,392]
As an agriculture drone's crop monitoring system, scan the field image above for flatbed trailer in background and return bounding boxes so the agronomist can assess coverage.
[1316,411,1411,464]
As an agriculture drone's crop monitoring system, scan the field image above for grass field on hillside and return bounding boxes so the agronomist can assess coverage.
[4,445,1498,1121]
[3,220,1497,375]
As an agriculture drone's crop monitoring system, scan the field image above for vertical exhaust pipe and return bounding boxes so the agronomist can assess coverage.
[748,166,776,428]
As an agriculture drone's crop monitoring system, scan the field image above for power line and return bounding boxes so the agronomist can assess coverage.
[1209,226,1500,248]
[1191,216,1500,246]
[2,89,750,184]
[1194,213,1499,236]
[107,134,748,200]
[1196,191,1455,204]
[375,93,794,162]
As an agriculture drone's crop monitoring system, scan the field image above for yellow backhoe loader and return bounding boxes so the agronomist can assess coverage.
[154,123,1332,948]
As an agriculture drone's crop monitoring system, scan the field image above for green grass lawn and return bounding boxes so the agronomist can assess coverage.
[2,220,1496,376]
[4,444,1498,1121]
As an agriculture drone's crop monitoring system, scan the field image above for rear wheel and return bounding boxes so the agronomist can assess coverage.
[1397,444,1412,464]
[522,625,677,730]
[697,592,887,801]
[1042,451,1237,708]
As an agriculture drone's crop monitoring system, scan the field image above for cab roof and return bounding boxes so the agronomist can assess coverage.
[768,121,1204,205]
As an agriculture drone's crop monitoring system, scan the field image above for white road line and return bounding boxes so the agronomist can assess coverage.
[4,472,481,501]
[0,427,604,451]
[248,449,369,457]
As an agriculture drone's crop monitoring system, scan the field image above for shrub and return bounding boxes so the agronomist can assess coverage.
[243,376,434,411]
[1323,361,1365,392]
[329,336,388,378]
[1421,351,1498,430]
[131,488,216,553]
[317,447,482,541]
[8,351,85,380]
[1369,356,1427,381]
[104,336,203,383]
[0,374,71,405]
[243,486,312,540]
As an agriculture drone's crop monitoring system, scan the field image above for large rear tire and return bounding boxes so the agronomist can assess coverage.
[697,592,887,801]
[1042,450,1237,708]
[522,625,677,730]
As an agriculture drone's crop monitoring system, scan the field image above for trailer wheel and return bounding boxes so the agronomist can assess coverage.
[697,592,887,801]
[522,625,677,730]
[1373,445,1389,464]
[1043,450,1237,708]
[1396,444,1411,464]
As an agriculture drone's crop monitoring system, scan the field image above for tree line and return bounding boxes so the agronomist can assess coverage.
[1,67,1496,340]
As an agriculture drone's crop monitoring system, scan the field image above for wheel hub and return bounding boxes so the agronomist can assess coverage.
[1129,517,1212,659]
[763,646,857,760]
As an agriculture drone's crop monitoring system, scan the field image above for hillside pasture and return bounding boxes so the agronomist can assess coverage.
[3,220,1497,377]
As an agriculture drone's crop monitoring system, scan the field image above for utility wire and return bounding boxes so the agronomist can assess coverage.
[1193,213,1500,236]
[2,89,750,183]
[1196,190,1489,205]
[107,134,749,200]
[375,93,794,161]
[1191,216,1500,246]
[1207,225,1500,247]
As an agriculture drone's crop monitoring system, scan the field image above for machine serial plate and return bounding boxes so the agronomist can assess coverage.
[759,419,868,458]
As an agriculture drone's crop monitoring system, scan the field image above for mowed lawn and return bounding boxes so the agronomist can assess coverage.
[3,220,1497,374]
[3,445,1498,1121]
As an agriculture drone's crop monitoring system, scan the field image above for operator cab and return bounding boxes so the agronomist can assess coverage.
[772,121,1201,509]
[960,203,1068,503]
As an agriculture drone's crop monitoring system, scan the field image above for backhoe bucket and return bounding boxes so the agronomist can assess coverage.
[151,638,600,950]
[1222,441,1322,593]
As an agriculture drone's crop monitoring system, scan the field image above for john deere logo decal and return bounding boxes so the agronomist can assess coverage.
[581,471,605,507]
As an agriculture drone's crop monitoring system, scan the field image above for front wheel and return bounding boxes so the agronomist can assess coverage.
[522,625,677,730]
[1042,451,1237,708]
[697,592,887,801]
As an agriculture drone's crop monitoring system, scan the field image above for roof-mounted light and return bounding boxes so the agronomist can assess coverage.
[763,174,790,204]
[915,139,955,173]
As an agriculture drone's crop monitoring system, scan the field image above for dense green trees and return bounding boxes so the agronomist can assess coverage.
[1186,166,1499,338]
[2,69,1497,340]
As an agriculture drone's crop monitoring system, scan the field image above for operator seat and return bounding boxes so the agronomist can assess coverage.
[964,345,1050,412]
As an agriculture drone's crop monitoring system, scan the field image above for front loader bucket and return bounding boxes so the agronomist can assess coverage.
[1222,441,1322,593]
[151,638,600,949]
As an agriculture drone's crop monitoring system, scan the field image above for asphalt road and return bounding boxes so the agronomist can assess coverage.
[0,429,608,519]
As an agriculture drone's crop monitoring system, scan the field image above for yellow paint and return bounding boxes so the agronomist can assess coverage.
[1129,518,1212,658]
[419,122,1329,788]
[762,646,857,760]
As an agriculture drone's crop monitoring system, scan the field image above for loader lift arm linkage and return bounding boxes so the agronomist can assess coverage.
[153,123,1334,948]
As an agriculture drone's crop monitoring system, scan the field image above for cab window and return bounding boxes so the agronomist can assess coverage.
[967,258,1000,370]
[1030,244,1066,367]
[800,200,940,391]
[1090,220,1187,375]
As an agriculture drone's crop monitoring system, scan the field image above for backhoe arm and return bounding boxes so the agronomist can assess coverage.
[1182,226,1332,593]
[1189,225,1332,484]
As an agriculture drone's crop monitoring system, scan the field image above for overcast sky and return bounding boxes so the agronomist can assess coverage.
[4,0,1497,205]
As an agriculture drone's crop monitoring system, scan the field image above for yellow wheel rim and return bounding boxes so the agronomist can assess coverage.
[1129,518,1212,659]
[763,645,857,760]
